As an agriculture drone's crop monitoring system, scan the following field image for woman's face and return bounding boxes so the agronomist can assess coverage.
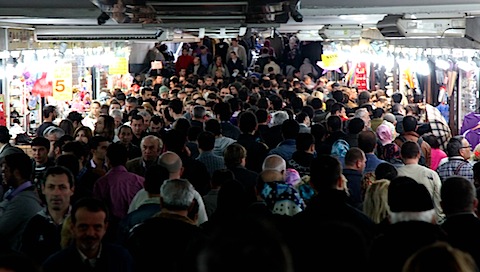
[75,130,89,144]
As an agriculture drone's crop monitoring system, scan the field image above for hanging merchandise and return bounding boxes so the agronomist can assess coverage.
[458,66,480,148]
[31,72,53,97]
[425,103,452,151]
[353,62,369,91]
[344,61,369,91]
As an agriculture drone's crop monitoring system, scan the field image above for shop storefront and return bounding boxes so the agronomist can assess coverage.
[0,27,133,135]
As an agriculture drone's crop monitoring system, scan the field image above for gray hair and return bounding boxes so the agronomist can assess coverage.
[43,126,65,139]
[193,105,206,119]
[262,154,286,172]
[271,111,289,126]
[137,110,151,118]
[160,179,195,210]
[110,109,123,119]
[140,135,163,151]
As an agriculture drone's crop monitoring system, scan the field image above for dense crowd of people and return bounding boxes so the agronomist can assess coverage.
[1,38,480,272]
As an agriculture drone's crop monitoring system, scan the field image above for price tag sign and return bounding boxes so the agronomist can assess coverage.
[109,57,128,75]
[321,53,339,68]
[53,63,73,101]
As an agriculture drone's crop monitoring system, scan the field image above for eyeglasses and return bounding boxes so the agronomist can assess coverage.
[461,145,472,149]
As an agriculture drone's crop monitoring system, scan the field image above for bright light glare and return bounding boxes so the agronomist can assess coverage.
[457,61,476,72]
[435,59,450,70]
[415,61,431,76]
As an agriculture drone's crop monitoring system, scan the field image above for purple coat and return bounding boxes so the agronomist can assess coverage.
[461,112,480,149]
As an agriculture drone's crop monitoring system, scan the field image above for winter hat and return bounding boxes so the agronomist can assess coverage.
[159,85,170,94]
[285,168,301,187]
[384,113,396,124]
[376,124,393,146]
[388,176,434,212]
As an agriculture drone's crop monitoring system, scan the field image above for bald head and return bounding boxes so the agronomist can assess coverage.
[158,151,183,178]
[262,154,286,173]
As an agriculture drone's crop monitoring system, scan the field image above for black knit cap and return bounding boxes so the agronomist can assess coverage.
[388,176,434,212]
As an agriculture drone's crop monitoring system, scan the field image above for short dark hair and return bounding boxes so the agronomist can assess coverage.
[327,115,342,132]
[55,154,80,177]
[391,93,403,103]
[423,134,440,149]
[446,136,464,157]
[441,176,476,214]
[224,143,246,167]
[402,116,418,133]
[255,109,268,123]
[310,155,342,190]
[168,99,184,114]
[106,142,128,166]
[205,119,222,136]
[67,111,83,123]
[238,111,258,134]
[375,162,398,180]
[295,112,308,124]
[4,153,33,180]
[400,141,421,159]
[358,130,377,153]
[197,131,215,151]
[63,141,89,161]
[344,147,364,167]
[213,102,232,121]
[310,98,323,110]
[31,137,50,151]
[43,105,56,118]
[187,126,203,142]
[296,133,315,151]
[281,119,300,140]
[144,165,169,194]
[347,118,365,134]
[44,165,75,187]
[71,197,109,225]
[89,136,109,150]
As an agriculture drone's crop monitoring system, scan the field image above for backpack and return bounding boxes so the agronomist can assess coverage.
[396,135,427,167]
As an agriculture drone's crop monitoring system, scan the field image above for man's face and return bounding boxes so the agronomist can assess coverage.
[193,57,200,65]
[125,102,136,113]
[109,104,121,114]
[93,141,109,161]
[118,127,133,145]
[131,119,144,137]
[113,115,122,128]
[220,88,230,98]
[460,139,472,160]
[94,116,105,134]
[71,207,107,255]
[142,138,161,162]
[359,154,367,173]
[42,173,73,213]
[1,162,13,186]
[142,116,151,130]
[143,90,152,100]
[205,77,214,86]
[149,122,162,133]
[32,146,49,164]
